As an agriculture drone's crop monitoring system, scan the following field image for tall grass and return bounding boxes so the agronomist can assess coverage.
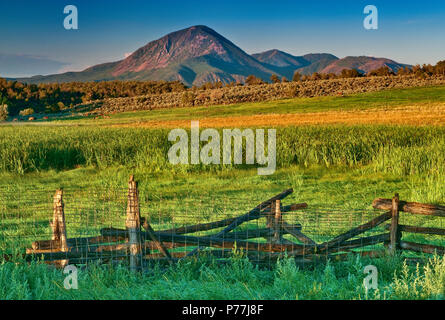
[1,254,443,299]
[0,125,444,176]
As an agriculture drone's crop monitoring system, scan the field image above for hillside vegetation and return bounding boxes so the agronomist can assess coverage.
[0,79,186,117]
[91,76,445,115]
[1,58,444,120]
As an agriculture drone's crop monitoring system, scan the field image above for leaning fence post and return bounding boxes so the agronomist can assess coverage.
[126,175,142,272]
[389,193,400,255]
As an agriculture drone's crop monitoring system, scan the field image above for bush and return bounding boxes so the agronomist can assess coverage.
[286,84,299,98]
[209,89,224,103]
[19,108,34,116]
[292,72,301,82]
[270,74,281,83]
[245,75,264,86]
[181,91,195,107]
[57,102,66,110]
[367,66,395,77]
[340,69,362,78]
[0,104,8,121]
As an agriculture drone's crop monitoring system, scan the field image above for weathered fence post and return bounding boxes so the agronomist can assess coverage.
[273,199,283,243]
[389,193,400,255]
[126,175,142,272]
[50,189,68,267]
[266,199,283,244]
[51,189,68,251]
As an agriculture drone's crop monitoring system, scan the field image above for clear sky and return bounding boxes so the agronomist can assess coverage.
[1,0,444,77]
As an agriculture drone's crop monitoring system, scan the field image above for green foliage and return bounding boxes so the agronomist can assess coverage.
[245,75,265,86]
[19,108,34,116]
[0,78,186,116]
[181,91,196,106]
[0,104,8,121]
[368,66,395,77]
[0,255,443,300]
[270,74,281,83]
[292,71,301,82]
[340,68,362,78]
[0,125,444,176]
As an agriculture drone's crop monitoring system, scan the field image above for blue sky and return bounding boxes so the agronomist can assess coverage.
[1,0,444,77]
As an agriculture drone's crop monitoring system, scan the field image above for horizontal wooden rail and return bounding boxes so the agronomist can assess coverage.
[148,202,306,235]
[318,211,392,251]
[225,225,302,240]
[323,233,390,254]
[373,198,445,217]
[262,203,308,214]
[32,235,125,251]
[101,228,304,253]
[400,241,445,255]
[286,233,390,256]
[384,224,445,236]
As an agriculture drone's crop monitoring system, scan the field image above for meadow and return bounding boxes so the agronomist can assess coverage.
[0,85,444,300]
[42,85,445,126]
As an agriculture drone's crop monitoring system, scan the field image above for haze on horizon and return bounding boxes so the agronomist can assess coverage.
[1,0,444,78]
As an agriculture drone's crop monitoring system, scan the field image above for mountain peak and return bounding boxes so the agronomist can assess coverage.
[111,25,236,77]
[13,26,409,86]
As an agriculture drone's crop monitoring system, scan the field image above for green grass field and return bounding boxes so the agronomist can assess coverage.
[0,85,444,300]
[29,85,445,125]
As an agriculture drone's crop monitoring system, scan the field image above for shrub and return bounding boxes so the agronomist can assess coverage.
[270,74,281,83]
[57,102,66,110]
[181,91,195,107]
[367,66,395,77]
[209,89,224,102]
[286,84,299,98]
[245,75,264,86]
[0,104,8,121]
[292,72,301,82]
[19,108,34,116]
[340,69,362,78]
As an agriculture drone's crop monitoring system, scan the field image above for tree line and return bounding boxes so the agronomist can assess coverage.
[0,60,444,120]
[0,79,186,117]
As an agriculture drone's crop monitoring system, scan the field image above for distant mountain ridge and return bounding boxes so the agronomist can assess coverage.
[320,56,411,74]
[252,50,339,79]
[13,25,410,86]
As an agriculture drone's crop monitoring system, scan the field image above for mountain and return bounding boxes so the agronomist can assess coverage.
[252,50,409,77]
[18,61,121,83]
[252,50,338,78]
[294,53,341,75]
[320,56,410,75]
[12,26,410,86]
[17,26,277,86]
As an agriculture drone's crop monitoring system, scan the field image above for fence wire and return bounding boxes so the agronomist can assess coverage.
[1,186,444,269]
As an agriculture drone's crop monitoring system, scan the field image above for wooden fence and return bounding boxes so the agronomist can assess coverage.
[373,194,445,256]
[17,176,445,271]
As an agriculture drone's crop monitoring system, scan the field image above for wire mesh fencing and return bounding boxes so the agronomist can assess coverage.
[1,177,444,271]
